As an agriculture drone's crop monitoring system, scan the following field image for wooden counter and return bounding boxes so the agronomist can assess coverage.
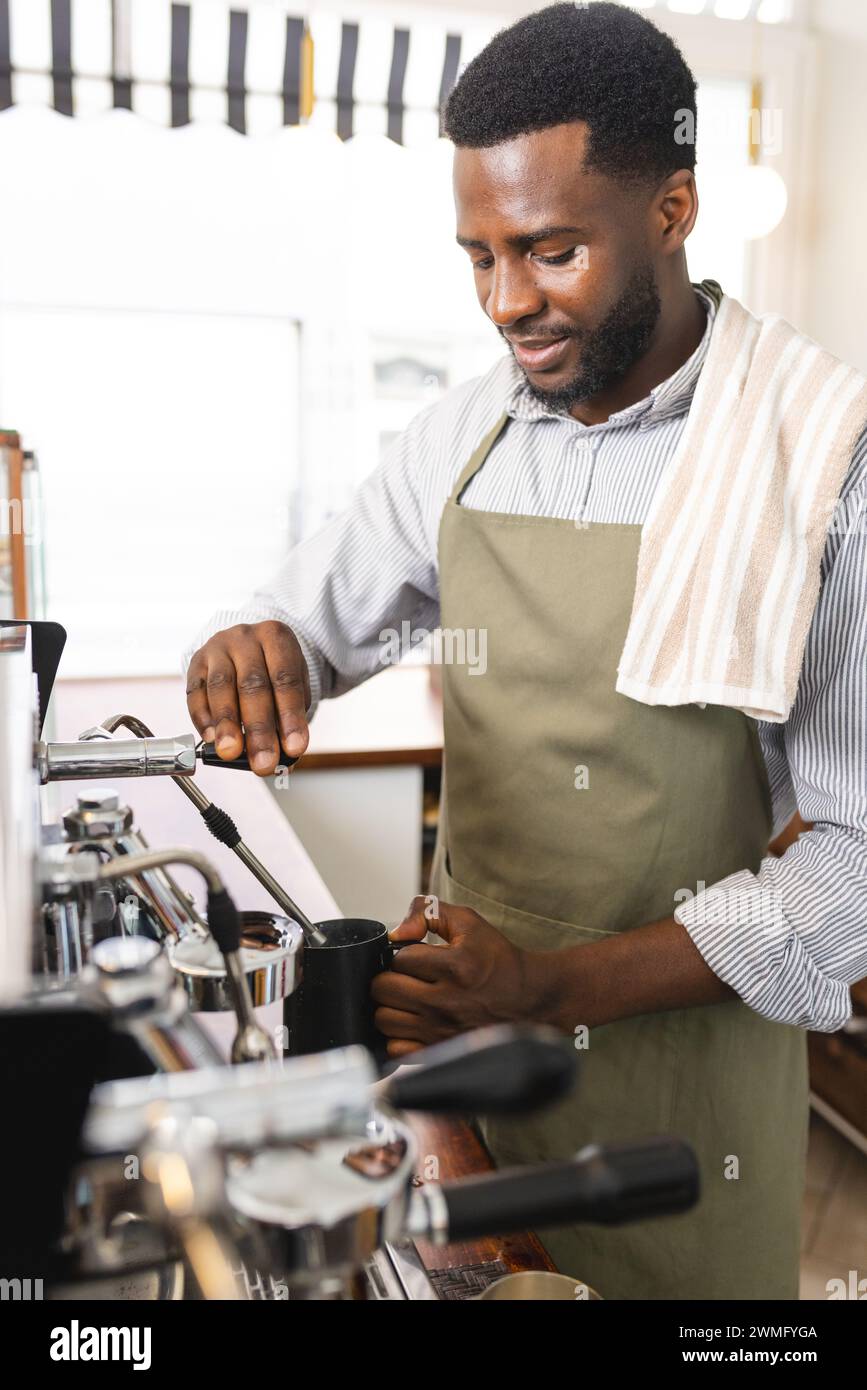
[408,1112,556,1286]
[292,664,443,771]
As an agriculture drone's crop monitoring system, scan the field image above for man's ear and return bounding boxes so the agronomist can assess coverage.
[655,169,699,255]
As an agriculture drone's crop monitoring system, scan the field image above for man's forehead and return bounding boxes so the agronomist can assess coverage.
[452,123,610,225]
[453,178,605,244]
[453,122,591,184]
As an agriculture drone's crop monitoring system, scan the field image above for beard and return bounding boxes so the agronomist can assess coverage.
[509,265,662,412]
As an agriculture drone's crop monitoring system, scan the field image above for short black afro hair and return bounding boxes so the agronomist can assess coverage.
[443,2,697,186]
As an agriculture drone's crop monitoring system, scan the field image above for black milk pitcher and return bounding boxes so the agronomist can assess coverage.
[282,918,402,1058]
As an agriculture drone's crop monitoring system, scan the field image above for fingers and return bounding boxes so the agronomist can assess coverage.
[390,894,446,943]
[374,1006,440,1045]
[389,909,428,944]
[371,970,436,1009]
[232,633,284,774]
[191,645,245,759]
[259,622,310,760]
[183,621,311,776]
[386,1039,425,1059]
[185,650,215,743]
[390,943,453,983]
[373,965,452,1045]
[199,631,268,767]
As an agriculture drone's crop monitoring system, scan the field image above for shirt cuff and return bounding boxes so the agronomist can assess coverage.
[674,868,853,1032]
[290,625,323,718]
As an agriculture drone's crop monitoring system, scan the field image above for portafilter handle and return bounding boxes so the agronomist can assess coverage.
[408,1135,700,1245]
[380,1025,578,1115]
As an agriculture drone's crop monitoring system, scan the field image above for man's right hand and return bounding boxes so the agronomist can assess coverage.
[185,620,311,776]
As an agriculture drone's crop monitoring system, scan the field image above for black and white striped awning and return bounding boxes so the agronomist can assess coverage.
[0,0,470,144]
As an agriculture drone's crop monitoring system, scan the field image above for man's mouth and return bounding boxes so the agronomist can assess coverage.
[507,335,572,372]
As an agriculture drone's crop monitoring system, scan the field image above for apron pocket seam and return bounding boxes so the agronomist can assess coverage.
[442,849,618,940]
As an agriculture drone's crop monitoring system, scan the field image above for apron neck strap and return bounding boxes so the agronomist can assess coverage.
[448,411,511,506]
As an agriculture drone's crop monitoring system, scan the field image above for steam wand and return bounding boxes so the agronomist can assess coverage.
[96,714,328,948]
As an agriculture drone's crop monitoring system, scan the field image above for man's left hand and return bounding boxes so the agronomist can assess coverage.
[372,896,545,1059]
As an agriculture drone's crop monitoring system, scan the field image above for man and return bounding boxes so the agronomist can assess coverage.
[185,4,867,1299]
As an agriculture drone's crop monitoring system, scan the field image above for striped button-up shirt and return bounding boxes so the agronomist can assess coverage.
[188,287,867,1033]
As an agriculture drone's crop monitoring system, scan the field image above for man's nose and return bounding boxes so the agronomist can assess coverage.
[486,262,546,329]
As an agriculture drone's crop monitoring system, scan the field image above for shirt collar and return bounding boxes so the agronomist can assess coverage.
[504,282,718,432]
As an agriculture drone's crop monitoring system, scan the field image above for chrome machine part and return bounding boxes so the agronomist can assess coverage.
[94,848,278,1064]
[138,1112,243,1301]
[224,950,280,1065]
[45,718,311,1000]
[92,848,211,912]
[364,1242,439,1301]
[39,732,198,783]
[96,712,327,947]
[37,842,97,979]
[56,788,302,1010]
[224,1108,418,1297]
[57,1118,241,1303]
[56,845,277,1064]
[169,912,302,1013]
[62,788,133,840]
[60,785,209,946]
[37,845,107,979]
[405,1182,451,1246]
[83,1046,377,1156]
[85,936,225,1073]
[47,789,167,975]
[57,1155,186,1302]
[0,624,38,1002]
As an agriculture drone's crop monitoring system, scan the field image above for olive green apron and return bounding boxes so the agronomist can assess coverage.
[429,412,808,1300]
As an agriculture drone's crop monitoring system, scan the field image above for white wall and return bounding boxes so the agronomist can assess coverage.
[800,1,867,371]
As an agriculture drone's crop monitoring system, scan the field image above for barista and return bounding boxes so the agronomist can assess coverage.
[185,5,867,1299]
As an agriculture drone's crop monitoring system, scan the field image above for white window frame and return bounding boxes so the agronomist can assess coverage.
[651,10,817,322]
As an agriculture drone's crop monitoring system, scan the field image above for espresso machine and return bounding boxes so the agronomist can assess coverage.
[0,621,702,1301]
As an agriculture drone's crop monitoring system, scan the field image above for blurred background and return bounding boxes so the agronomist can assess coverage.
[0,0,864,674]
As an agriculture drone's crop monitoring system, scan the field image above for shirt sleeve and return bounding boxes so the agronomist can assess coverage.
[181,398,445,715]
[675,425,867,1032]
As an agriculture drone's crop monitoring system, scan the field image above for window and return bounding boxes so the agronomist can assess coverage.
[0,303,299,675]
[690,76,752,297]
[0,110,300,675]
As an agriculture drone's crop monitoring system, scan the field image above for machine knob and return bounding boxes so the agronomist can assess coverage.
[89,936,176,1016]
[77,788,120,812]
[92,935,162,976]
[63,788,133,840]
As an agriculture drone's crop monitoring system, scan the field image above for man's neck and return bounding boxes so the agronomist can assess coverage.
[568,286,708,426]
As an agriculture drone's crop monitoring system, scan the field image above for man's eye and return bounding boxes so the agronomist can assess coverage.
[471,248,577,270]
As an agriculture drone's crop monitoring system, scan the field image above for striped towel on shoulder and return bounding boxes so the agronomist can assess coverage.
[616,285,867,723]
